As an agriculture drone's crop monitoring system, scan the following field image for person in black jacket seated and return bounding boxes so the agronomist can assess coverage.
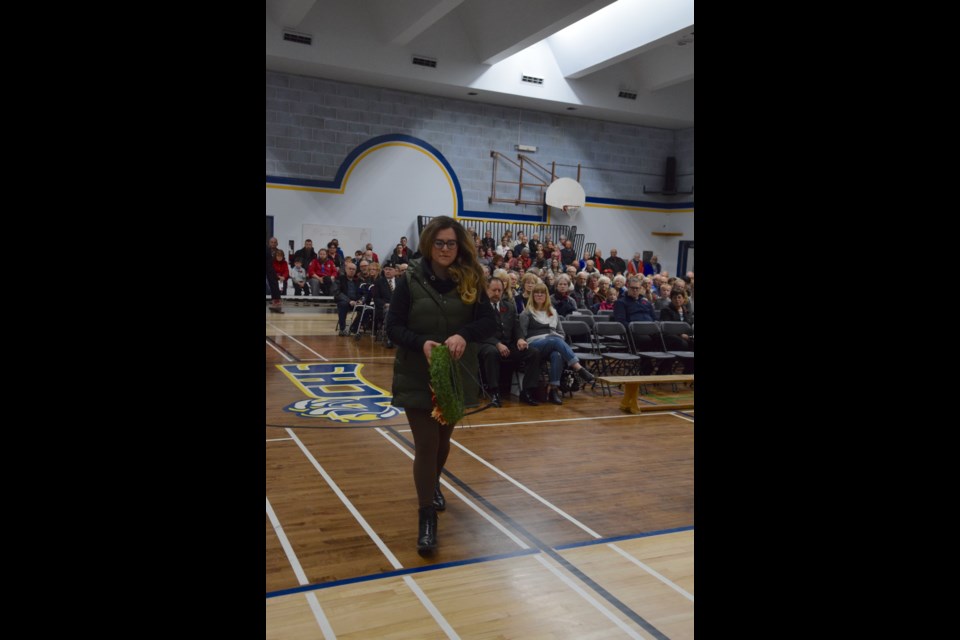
[551,274,580,317]
[659,288,694,350]
[291,239,318,274]
[335,261,364,335]
[478,276,541,407]
[604,248,627,276]
[373,262,398,347]
[612,276,656,327]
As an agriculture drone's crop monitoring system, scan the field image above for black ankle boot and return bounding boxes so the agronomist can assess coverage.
[433,482,446,511]
[417,506,438,555]
[549,388,563,405]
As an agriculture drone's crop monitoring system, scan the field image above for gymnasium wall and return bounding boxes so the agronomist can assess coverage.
[267,71,693,275]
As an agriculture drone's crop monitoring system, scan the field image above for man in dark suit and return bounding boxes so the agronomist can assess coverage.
[372,262,398,347]
[478,276,541,407]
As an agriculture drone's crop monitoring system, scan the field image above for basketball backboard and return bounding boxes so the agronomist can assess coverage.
[545,177,585,211]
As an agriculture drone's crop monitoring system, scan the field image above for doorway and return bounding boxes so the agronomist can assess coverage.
[677,240,694,275]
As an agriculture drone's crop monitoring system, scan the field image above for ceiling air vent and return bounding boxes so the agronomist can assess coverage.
[618,90,638,100]
[412,55,438,68]
[521,74,544,85]
[282,30,313,45]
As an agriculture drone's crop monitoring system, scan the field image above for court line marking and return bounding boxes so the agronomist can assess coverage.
[266,549,541,598]
[394,412,685,433]
[267,322,328,360]
[451,432,693,600]
[403,575,460,640]
[458,411,688,429]
[554,526,694,550]
[266,526,696,598]
[534,555,646,640]
[266,437,294,442]
[286,428,458,639]
[449,438,603,539]
[382,426,671,640]
[272,422,677,639]
[375,427,530,549]
[266,339,294,362]
[394,412,688,433]
[672,413,694,423]
[266,496,336,638]
[607,543,694,602]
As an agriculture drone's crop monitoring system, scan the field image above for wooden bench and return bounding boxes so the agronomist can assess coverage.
[596,375,694,414]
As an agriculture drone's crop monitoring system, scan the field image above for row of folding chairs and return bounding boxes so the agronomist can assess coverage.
[560,318,694,395]
[567,306,671,320]
[564,307,615,318]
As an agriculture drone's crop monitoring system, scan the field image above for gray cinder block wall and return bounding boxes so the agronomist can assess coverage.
[267,71,693,213]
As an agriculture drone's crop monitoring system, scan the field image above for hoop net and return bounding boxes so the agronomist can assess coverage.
[562,205,581,217]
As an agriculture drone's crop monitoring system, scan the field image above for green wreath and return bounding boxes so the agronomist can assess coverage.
[429,345,464,426]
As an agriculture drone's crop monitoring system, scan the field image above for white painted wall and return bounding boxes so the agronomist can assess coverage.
[267,143,455,257]
[268,138,693,274]
[552,205,692,276]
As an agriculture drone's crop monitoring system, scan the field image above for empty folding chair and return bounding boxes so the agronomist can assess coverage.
[627,321,676,378]
[658,321,695,374]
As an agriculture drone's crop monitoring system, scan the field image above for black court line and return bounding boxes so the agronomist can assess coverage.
[383,425,672,640]
[265,336,300,362]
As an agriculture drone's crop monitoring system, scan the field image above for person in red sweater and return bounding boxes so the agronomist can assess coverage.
[272,250,290,295]
[307,248,339,295]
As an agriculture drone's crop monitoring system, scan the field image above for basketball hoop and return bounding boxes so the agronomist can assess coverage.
[546,178,585,216]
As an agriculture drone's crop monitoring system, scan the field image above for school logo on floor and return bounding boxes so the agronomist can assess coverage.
[277,363,403,423]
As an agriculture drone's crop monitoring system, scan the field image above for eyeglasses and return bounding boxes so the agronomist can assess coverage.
[628,286,642,290]
[433,240,458,249]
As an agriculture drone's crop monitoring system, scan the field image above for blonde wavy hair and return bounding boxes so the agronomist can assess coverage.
[492,268,513,300]
[528,283,555,316]
[419,216,484,305]
[519,272,540,302]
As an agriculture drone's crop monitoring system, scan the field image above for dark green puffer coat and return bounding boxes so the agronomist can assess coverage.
[390,259,491,410]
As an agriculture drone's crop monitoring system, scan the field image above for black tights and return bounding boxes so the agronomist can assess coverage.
[406,408,455,508]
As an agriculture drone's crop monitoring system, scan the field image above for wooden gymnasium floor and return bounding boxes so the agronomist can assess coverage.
[266,309,694,639]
